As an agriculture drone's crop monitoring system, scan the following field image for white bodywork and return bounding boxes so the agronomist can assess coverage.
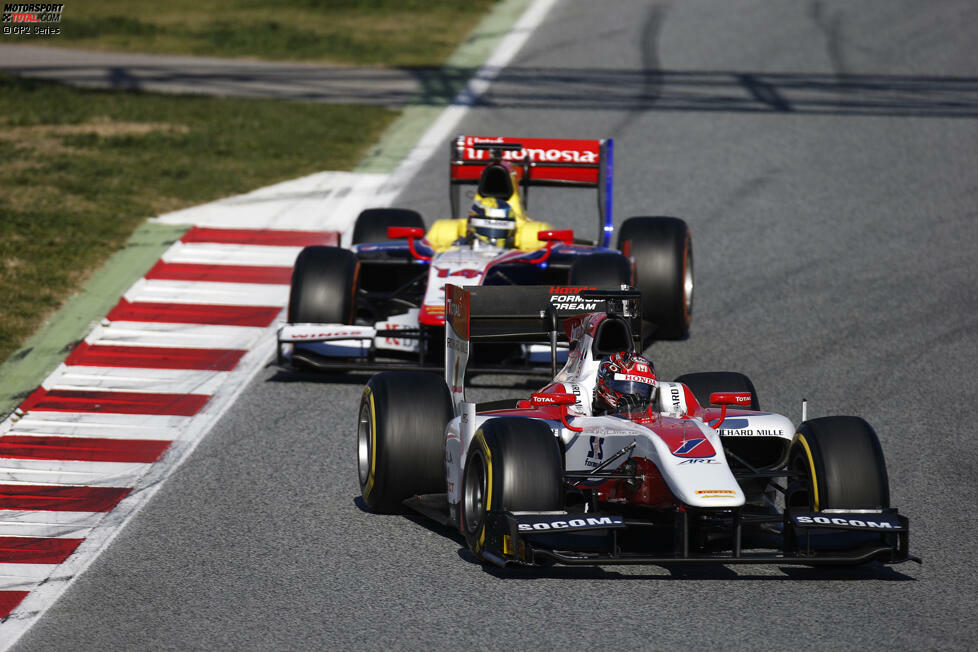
[442,292,797,527]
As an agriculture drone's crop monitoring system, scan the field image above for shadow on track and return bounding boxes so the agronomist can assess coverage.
[5,62,977,118]
[471,554,916,582]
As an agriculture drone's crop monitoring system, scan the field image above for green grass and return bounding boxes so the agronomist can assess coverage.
[12,0,500,66]
[0,74,397,363]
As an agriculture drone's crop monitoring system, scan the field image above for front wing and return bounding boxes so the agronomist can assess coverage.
[277,321,563,375]
[446,503,916,568]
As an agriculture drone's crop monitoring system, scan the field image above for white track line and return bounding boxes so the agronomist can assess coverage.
[91,322,265,350]
[46,366,226,396]
[7,413,191,441]
[153,171,389,231]
[0,459,154,488]
[125,279,290,307]
[161,242,305,267]
[382,0,560,196]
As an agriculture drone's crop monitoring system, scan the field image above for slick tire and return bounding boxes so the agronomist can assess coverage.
[673,371,760,411]
[617,216,692,339]
[358,371,453,514]
[287,246,358,324]
[787,416,890,511]
[352,208,425,245]
[461,418,563,559]
[569,252,633,289]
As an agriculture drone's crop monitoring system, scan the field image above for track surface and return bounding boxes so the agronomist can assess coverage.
[16,1,977,649]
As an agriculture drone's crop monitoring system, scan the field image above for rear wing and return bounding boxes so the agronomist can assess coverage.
[445,284,640,412]
[449,135,614,247]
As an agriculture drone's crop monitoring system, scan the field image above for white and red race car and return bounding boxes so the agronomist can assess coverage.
[278,136,693,374]
[356,285,916,567]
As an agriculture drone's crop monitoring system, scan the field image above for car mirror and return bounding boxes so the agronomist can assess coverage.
[709,392,753,407]
[387,226,425,240]
[537,229,574,244]
[530,392,577,406]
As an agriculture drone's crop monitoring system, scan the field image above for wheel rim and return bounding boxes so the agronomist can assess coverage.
[788,450,814,510]
[357,400,372,488]
[463,451,487,535]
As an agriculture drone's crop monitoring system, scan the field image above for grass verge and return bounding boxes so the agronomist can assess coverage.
[8,0,500,66]
[0,73,397,364]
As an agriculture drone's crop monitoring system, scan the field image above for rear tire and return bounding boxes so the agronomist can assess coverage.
[787,416,890,511]
[461,418,563,558]
[358,372,453,514]
[288,246,358,324]
[673,371,760,411]
[569,252,632,288]
[352,208,425,245]
[617,216,692,339]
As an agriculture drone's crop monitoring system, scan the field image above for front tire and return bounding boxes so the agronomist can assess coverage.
[358,371,453,514]
[461,418,563,559]
[352,208,425,245]
[787,416,890,511]
[673,371,760,411]
[288,246,358,324]
[569,252,632,288]
[617,216,692,339]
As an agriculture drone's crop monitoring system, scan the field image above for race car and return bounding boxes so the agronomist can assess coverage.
[277,136,693,373]
[356,285,916,567]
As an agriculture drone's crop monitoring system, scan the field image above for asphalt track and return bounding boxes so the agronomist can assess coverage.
[15,0,978,649]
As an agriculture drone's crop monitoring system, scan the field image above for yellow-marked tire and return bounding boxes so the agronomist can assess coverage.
[357,371,452,514]
[460,418,563,559]
[787,416,890,512]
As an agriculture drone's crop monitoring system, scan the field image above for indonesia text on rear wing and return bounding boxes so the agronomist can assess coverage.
[449,135,614,247]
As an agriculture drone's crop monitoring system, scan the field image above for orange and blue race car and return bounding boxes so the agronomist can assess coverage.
[277,136,694,373]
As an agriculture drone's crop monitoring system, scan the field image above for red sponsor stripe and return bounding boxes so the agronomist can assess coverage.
[145,261,293,285]
[0,436,170,464]
[0,484,131,512]
[0,591,29,619]
[0,537,83,564]
[65,342,245,371]
[106,299,280,327]
[20,388,209,417]
[181,227,338,247]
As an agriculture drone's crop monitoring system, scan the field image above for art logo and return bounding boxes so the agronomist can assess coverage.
[672,438,707,456]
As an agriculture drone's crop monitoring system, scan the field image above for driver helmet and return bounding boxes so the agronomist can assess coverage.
[467,195,517,247]
[594,352,657,414]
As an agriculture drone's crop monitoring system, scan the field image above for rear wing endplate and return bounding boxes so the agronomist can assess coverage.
[450,135,614,247]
